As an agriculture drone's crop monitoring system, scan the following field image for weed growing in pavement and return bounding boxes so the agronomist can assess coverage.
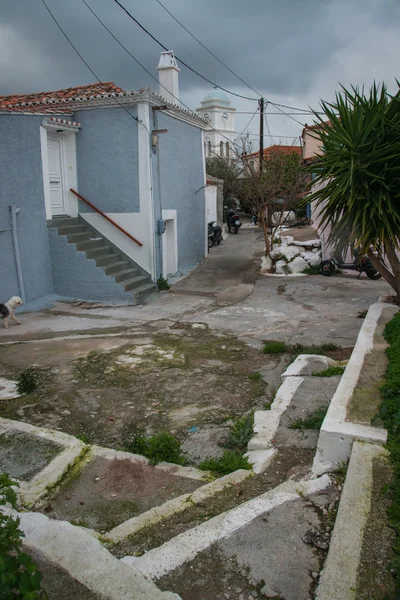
[16,367,38,395]
[224,412,254,454]
[263,341,340,357]
[289,407,328,430]
[123,429,186,465]
[312,366,345,377]
[357,309,368,319]
[157,277,171,291]
[199,450,252,477]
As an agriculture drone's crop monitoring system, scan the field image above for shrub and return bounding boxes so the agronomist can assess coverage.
[0,473,46,599]
[16,368,38,395]
[263,341,288,355]
[124,431,185,465]
[157,277,170,291]
[248,372,262,381]
[199,450,252,477]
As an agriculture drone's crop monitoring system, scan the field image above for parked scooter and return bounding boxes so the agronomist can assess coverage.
[208,221,223,248]
[226,209,241,234]
[320,250,382,279]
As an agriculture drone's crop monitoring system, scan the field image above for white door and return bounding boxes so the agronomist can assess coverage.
[47,135,67,216]
[205,185,217,224]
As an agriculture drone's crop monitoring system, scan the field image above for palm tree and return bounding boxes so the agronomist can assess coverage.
[307,83,400,302]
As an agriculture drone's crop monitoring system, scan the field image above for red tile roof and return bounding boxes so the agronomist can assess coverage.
[244,144,302,159]
[0,82,127,114]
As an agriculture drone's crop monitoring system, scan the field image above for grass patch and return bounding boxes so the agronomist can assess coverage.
[376,312,400,592]
[263,341,288,354]
[357,309,368,319]
[224,412,254,454]
[123,430,186,466]
[263,340,339,357]
[248,371,262,381]
[16,367,38,395]
[199,450,252,477]
[289,407,327,430]
[304,264,322,275]
[312,365,345,377]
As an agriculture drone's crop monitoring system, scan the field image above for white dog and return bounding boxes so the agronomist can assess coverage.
[0,296,23,328]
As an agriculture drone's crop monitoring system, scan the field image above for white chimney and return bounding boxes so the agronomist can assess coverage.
[157,51,180,105]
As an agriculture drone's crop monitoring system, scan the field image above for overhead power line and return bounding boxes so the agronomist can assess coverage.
[112,0,258,102]
[154,0,315,115]
[113,0,308,127]
[39,0,149,132]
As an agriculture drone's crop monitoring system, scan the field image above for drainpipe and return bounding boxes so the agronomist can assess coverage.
[10,205,26,303]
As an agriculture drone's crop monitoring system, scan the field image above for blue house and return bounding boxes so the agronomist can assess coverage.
[0,52,208,305]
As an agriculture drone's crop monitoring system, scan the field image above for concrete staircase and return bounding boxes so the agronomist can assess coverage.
[49,217,156,303]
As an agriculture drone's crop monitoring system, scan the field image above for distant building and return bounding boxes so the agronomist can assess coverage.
[242,144,302,172]
[196,89,236,159]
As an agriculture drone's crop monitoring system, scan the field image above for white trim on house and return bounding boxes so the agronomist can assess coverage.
[201,130,208,258]
[40,123,78,218]
[161,209,178,277]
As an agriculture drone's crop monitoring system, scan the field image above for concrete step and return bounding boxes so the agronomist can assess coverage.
[104,260,131,275]
[58,224,88,236]
[133,283,157,300]
[48,217,80,228]
[85,247,115,260]
[114,268,140,283]
[95,253,122,267]
[76,239,106,251]
[123,275,150,291]
[66,232,93,243]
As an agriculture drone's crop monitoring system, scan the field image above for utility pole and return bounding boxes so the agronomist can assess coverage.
[259,98,264,175]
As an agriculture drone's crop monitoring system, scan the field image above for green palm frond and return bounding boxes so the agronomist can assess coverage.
[305,82,400,253]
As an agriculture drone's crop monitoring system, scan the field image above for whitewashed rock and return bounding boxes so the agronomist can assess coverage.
[301,251,322,267]
[295,239,321,248]
[312,247,320,253]
[260,255,273,273]
[280,235,294,245]
[269,247,284,260]
[287,256,309,274]
[275,260,287,274]
[0,378,20,400]
[280,245,301,261]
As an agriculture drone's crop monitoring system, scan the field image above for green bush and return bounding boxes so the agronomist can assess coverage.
[199,450,252,477]
[124,431,185,465]
[312,365,345,377]
[157,277,170,291]
[0,473,46,599]
[248,372,262,381]
[16,368,38,395]
[263,341,288,355]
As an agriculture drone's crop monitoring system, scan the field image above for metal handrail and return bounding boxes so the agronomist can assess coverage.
[70,189,143,247]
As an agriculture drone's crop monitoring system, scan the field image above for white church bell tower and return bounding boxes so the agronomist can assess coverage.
[196,88,236,158]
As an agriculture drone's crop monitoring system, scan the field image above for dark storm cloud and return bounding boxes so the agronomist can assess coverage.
[1,0,400,138]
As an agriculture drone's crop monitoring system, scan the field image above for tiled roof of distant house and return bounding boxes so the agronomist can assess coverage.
[0,82,130,114]
[243,144,302,159]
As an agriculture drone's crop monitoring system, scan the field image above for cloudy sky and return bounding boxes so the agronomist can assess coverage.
[2,0,400,150]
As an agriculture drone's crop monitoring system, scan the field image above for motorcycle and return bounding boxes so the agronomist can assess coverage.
[320,250,382,280]
[208,221,223,248]
[227,210,241,234]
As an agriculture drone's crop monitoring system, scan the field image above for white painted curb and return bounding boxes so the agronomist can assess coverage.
[312,303,396,475]
[246,376,303,473]
[108,469,253,542]
[316,441,386,600]
[3,508,180,600]
[122,474,331,581]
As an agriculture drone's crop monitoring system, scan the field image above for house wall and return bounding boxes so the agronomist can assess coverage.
[303,128,323,161]
[152,111,206,276]
[75,105,155,277]
[0,115,54,301]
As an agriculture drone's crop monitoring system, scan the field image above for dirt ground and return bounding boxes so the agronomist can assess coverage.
[0,323,285,452]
